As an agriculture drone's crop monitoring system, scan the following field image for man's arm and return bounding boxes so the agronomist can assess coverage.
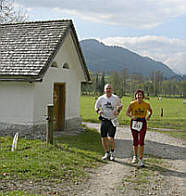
[95,98,103,115]
[114,98,123,115]
[117,105,123,113]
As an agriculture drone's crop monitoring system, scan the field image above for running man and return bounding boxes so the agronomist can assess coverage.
[95,84,123,161]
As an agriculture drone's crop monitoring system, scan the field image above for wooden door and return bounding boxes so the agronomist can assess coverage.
[53,83,65,131]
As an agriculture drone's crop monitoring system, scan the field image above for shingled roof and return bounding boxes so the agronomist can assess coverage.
[0,20,91,82]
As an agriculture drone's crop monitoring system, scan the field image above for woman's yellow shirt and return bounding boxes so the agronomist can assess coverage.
[130,100,150,118]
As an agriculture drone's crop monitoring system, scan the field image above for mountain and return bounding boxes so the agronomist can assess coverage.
[80,39,178,78]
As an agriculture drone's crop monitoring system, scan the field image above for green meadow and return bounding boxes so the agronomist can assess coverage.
[80,95,186,139]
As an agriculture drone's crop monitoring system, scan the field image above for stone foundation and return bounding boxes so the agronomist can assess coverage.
[0,122,46,140]
[65,117,82,130]
[0,117,82,140]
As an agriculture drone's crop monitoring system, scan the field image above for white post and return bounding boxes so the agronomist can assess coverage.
[11,132,19,152]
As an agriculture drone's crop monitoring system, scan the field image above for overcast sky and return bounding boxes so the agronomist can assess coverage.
[15,0,186,75]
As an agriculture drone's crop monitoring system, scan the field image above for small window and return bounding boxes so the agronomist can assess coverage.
[63,63,70,69]
[51,61,58,68]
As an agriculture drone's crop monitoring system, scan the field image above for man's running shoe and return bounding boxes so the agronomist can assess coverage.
[102,152,110,160]
[109,152,115,161]
[132,155,137,164]
[138,158,144,167]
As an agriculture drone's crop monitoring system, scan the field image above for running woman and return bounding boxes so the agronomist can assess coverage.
[126,89,152,167]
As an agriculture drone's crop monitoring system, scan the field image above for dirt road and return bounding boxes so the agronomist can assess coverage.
[76,122,186,196]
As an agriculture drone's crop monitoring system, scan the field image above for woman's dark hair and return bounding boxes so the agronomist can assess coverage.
[134,89,144,99]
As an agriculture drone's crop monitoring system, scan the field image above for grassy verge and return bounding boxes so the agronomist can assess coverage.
[0,127,104,195]
[81,95,186,140]
[148,128,186,141]
[118,154,175,195]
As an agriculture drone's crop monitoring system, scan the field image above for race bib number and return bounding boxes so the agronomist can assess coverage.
[132,121,143,132]
[111,118,119,127]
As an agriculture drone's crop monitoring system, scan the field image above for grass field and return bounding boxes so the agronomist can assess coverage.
[80,95,186,138]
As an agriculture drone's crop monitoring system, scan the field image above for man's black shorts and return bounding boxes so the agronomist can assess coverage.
[100,119,116,138]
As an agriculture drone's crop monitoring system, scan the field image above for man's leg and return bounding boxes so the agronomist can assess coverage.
[101,137,109,152]
[100,120,110,160]
[108,121,116,150]
[101,137,110,160]
[108,136,115,160]
[108,136,114,150]
[100,120,108,151]
[107,122,116,161]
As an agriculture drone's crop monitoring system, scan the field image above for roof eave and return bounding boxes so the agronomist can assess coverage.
[0,75,43,82]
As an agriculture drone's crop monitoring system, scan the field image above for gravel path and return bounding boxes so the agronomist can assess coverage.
[75,122,186,196]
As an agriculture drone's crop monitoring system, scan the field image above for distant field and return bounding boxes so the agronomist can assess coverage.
[80,95,186,133]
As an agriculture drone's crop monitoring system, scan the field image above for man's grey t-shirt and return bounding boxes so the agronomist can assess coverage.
[95,94,122,120]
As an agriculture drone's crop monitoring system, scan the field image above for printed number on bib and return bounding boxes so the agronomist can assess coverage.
[132,121,143,132]
[111,118,119,127]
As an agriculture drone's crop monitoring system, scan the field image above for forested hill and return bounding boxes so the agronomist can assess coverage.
[80,39,178,78]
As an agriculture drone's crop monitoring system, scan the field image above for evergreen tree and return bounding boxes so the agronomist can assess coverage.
[181,80,186,98]
[100,72,105,94]
[95,73,99,95]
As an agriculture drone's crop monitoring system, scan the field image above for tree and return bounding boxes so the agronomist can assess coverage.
[151,71,163,96]
[120,69,128,96]
[95,73,99,95]
[0,0,27,24]
[161,80,170,96]
[110,72,123,97]
[100,72,105,94]
[144,80,153,96]
[81,72,94,95]
[181,80,186,98]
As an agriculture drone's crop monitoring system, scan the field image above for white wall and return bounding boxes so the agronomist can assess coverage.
[33,32,84,124]
[0,82,34,125]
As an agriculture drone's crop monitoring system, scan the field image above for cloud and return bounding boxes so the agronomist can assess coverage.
[15,0,186,29]
[100,36,186,74]
[14,0,186,75]
[165,52,186,74]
